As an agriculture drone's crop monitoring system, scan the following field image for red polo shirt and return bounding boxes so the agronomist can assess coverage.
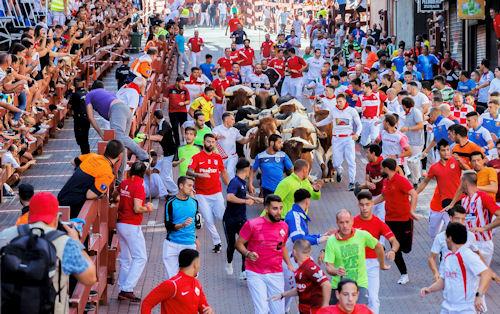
[217,56,232,72]
[238,47,255,66]
[165,84,190,113]
[141,271,209,314]
[229,50,241,64]
[117,176,146,225]
[269,57,285,76]
[188,37,204,53]
[382,173,414,221]
[287,55,306,78]
[426,158,462,204]
[211,77,232,103]
[228,18,240,33]
[261,40,274,58]
[317,304,372,314]
[188,150,225,195]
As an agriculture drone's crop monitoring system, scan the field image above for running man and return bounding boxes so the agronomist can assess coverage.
[187,133,230,253]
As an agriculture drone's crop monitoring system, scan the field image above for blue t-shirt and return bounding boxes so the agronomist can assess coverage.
[85,88,116,120]
[252,151,293,191]
[200,63,215,81]
[392,56,405,74]
[417,54,439,80]
[62,238,89,275]
[457,79,477,94]
[165,196,198,245]
[224,176,247,222]
[175,34,186,53]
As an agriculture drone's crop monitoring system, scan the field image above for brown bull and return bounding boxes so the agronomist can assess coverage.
[248,116,280,159]
[282,127,316,168]
[314,110,334,179]
[226,89,252,111]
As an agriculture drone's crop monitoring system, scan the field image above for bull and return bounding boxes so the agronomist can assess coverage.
[312,109,335,181]
[282,127,317,169]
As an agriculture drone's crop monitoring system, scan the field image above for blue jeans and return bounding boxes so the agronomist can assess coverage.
[14,91,26,121]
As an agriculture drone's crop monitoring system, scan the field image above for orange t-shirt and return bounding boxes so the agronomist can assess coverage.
[477,167,498,200]
[366,51,378,68]
[451,141,484,168]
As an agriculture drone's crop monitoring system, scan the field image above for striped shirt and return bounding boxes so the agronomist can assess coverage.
[461,191,499,241]
[450,104,473,125]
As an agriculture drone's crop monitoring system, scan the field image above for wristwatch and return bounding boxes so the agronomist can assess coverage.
[475,292,483,298]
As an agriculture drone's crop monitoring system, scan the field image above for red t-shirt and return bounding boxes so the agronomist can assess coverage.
[238,47,255,67]
[353,215,394,258]
[269,58,285,76]
[317,304,373,314]
[494,14,500,39]
[261,40,274,58]
[486,158,500,202]
[382,173,414,221]
[217,56,232,72]
[365,156,384,196]
[229,50,241,64]
[228,18,240,33]
[295,258,329,313]
[211,77,232,103]
[140,271,209,314]
[117,176,146,225]
[188,37,204,53]
[165,84,190,113]
[356,93,380,119]
[188,150,225,195]
[427,158,462,204]
[287,55,307,78]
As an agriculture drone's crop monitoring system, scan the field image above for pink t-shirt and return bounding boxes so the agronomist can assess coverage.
[239,217,289,274]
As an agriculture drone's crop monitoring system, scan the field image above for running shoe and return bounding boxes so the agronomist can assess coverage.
[397,274,409,285]
[239,271,247,280]
[118,291,141,303]
[212,243,222,253]
[225,262,234,275]
[336,172,342,183]
[348,182,355,191]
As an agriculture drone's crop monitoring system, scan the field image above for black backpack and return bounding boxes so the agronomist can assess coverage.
[1,225,66,314]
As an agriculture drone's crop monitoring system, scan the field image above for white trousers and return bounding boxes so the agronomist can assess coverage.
[224,154,238,180]
[246,270,285,314]
[177,52,189,75]
[283,259,298,312]
[429,210,450,239]
[373,202,385,221]
[366,258,380,314]
[144,173,168,198]
[200,12,209,26]
[190,51,202,67]
[214,103,225,126]
[282,77,303,98]
[477,240,494,266]
[406,145,424,184]
[196,192,225,245]
[240,65,253,81]
[332,136,356,184]
[360,119,379,146]
[162,239,197,279]
[155,156,179,195]
[117,223,147,292]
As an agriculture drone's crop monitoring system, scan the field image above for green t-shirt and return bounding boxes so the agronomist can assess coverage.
[303,53,313,60]
[177,144,201,176]
[194,125,211,146]
[324,229,378,289]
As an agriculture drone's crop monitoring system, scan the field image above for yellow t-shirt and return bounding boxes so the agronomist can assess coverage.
[191,96,214,122]
[477,167,498,200]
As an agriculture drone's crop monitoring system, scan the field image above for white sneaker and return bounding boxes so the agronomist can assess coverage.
[225,262,233,275]
[397,274,409,285]
[239,271,247,280]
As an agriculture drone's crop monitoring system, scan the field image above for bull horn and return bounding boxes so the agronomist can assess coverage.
[248,119,260,127]
[302,142,317,150]
[247,113,259,119]
[271,107,280,115]
[281,128,292,134]
[276,114,292,127]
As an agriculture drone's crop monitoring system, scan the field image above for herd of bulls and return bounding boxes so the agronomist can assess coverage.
[224,85,336,181]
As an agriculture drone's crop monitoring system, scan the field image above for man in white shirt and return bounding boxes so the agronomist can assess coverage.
[427,205,481,282]
[217,0,228,28]
[212,112,253,179]
[407,81,431,116]
[244,64,271,90]
[315,93,362,191]
[292,14,303,39]
[385,88,404,117]
[116,76,146,115]
[304,48,325,88]
[421,222,494,314]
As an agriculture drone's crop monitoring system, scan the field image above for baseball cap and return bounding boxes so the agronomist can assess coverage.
[28,192,59,224]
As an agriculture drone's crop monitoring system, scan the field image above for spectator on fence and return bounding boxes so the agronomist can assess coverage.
[116,56,131,89]
[58,140,124,218]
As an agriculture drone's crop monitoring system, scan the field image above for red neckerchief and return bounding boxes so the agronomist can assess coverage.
[337,230,356,241]
[189,75,203,85]
[202,94,212,101]
[126,82,141,95]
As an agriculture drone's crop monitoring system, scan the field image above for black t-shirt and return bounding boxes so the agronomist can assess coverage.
[68,88,88,116]
[209,4,217,15]
[201,2,209,12]
[158,119,177,157]
[115,64,131,89]
[231,30,246,44]
[223,176,247,222]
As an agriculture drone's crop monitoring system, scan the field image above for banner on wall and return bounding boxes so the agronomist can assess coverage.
[457,0,485,20]
[418,0,444,13]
